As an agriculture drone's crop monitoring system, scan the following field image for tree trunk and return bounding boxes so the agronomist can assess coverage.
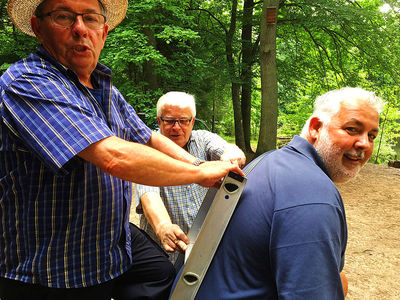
[226,0,245,150]
[212,95,216,133]
[257,0,279,155]
[241,0,255,153]
[231,82,244,148]
[142,19,159,91]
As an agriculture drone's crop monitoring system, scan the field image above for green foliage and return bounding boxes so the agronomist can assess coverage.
[372,87,400,163]
[277,95,313,136]
[99,0,206,127]
[0,18,38,75]
[1,0,400,164]
[275,0,400,158]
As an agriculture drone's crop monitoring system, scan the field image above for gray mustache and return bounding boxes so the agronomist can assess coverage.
[345,151,365,159]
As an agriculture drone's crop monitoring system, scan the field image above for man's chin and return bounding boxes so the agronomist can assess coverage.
[332,166,360,184]
[170,138,185,148]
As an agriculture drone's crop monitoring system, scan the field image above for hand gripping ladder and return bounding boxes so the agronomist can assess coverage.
[170,152,271,300]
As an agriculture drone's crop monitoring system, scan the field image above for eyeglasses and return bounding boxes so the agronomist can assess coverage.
[39,10,106,30]
[160,117,193,127]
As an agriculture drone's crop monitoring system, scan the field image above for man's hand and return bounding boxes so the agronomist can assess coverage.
[156,221,189,253]
[196,160,244,187]
[220,146,246,168]
[340,272,348,297]
[140,192,189,252]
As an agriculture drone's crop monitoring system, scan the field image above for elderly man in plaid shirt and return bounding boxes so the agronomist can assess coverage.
[135,91,246,263]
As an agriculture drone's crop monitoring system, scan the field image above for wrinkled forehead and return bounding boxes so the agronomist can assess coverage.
[334,99,380,129]
[161,104,193,117]
[36,0,103,13]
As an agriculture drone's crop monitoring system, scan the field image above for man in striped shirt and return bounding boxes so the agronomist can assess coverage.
[135,92,246,263]
[0,0,243,299]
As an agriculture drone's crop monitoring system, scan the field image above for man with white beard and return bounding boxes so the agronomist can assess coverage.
[305,88,378,183]
[189,87,383,300]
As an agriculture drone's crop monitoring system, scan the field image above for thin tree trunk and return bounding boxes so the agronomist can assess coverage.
[142,19,159,91]
[212,95,216,133]
[226,0,245,149]
[257,0,279,155]
[231,82,244,148]
[241,0,255,153]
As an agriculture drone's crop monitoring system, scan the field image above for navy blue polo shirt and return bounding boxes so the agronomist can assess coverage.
[194,136,347,299]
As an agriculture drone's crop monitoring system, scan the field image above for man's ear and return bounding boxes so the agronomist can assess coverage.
[31,16,43,41]
[100,24,109,48]
[308,116,323,143]
[157,116,162,127]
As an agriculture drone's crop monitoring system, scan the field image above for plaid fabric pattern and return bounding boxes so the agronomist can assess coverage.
[0,46,152,288]
[135,130,228,262]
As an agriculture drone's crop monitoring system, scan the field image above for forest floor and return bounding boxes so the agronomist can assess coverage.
[130,163,400,299]
[337,163,400,299]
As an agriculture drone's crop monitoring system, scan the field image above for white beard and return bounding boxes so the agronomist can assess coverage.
[314,129,361,183]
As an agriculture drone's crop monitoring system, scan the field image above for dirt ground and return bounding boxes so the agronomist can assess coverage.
[337,164,400,299]
[130,163,400,299]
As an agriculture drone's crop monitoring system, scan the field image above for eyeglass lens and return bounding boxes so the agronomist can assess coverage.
[49,10,105,30]
[162,118,192,126]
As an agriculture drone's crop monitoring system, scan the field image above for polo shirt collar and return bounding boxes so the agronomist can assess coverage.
[288,135,330,178]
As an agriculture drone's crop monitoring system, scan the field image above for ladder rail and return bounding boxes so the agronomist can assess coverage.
[170,171,246,299]
[170,151,273,299]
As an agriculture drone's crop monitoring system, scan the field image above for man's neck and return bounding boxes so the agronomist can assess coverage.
[79,76,94,88]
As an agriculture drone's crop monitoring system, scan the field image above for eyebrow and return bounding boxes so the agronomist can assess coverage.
[163,117,192,120]
[53,6,100,13]
[347,118,379,133]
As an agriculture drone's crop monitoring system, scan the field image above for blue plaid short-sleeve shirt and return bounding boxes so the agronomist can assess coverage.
[135,130,228,262]
[0,46,152,288]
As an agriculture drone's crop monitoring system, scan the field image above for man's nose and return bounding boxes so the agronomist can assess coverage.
[172,121,181,129]
[355,133,371,149]
[71,15,88,35]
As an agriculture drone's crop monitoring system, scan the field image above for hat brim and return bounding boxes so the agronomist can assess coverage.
[7,0,127,36]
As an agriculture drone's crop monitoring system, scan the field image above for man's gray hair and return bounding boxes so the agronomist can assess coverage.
[301,87,384,136]
[156,91,196,117]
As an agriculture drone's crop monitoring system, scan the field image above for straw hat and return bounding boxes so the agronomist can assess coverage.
[7,0,128,36]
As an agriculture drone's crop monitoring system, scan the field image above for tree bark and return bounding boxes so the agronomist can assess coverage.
[142,19,159,91]
[241,0,255,153]
[212,94,216,133]
[257,0,279,155]
[226,0,245,150]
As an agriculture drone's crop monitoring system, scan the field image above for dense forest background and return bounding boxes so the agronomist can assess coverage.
[1,0,400,162]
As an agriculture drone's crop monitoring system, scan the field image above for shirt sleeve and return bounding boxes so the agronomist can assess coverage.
[270,203,346,299]
[2,72,114,172]
[192,130,229,161]
[111,86,152,144]
[134,184,160,214]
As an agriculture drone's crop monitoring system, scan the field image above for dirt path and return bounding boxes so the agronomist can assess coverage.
[131,163,400,299]
[337,164,400,299]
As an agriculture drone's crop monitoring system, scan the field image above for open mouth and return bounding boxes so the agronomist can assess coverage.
[74,45,89,52]
[345,154,360,161]
[344,152,364,163]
